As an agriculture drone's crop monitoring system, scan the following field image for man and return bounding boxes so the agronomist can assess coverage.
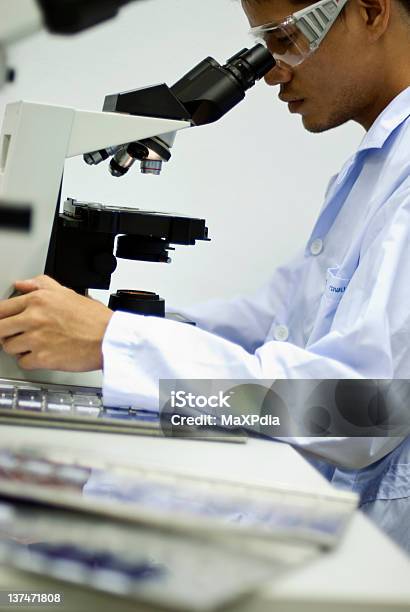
[0,0,409,552]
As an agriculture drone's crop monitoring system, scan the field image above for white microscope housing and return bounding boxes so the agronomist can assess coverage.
[0,101,189,387]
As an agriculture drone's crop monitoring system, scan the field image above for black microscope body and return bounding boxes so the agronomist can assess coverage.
[45,45,275,317]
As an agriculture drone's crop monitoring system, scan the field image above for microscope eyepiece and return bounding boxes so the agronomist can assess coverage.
[224,46,276,90]
[169,43,275,126]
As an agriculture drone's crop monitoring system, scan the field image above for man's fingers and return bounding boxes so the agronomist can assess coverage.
[17,352,37,371]
[0,314,28,340]
[14,280,39,294]
[15,275,62,293]
[17,350,51,371]
[0,295,28,320]
[2,332,31,356]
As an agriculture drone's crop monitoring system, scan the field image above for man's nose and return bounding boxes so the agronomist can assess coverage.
[264,62,293,85]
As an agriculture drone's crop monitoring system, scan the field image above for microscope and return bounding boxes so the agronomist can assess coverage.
[0,44,275,388]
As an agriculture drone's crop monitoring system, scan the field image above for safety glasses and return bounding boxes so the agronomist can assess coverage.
[249,0,349,67]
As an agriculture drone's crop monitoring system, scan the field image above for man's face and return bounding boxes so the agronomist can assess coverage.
[242,0,379,132]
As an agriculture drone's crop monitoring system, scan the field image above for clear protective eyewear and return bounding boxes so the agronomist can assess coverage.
[249,0,349,67]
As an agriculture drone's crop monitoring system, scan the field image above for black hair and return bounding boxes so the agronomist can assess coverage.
[241,0,410,16]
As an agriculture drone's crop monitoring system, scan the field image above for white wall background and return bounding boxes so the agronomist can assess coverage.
[0,0,363,309]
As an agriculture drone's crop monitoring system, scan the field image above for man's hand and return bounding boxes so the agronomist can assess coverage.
[0,275,114,372]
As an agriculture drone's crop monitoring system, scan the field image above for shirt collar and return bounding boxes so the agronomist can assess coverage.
[357,85,410,153]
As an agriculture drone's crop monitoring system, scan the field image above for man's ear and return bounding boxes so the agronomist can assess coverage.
[356,0,391,40]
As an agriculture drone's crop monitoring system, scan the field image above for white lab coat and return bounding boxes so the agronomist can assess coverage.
[102,87,410,552]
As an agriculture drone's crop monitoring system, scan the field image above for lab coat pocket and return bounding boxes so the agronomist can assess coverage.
[307,267,351,346]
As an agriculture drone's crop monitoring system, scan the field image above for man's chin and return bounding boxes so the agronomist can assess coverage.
[301,114,331,134]
[301,110,350,133]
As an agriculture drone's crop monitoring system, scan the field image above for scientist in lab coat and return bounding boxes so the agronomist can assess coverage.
[0,0,409,552]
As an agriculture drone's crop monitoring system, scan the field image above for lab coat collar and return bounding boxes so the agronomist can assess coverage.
[357,85,410,153]
[306,86,410,252]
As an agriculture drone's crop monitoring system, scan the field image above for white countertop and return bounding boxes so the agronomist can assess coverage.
[0,424,409,612]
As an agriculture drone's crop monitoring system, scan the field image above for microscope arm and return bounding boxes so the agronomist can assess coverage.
[0,101,189,301]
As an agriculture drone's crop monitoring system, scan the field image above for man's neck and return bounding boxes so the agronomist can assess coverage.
[358,81,410,130]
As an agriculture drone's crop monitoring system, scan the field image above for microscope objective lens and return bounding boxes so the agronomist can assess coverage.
[140,160,162,175]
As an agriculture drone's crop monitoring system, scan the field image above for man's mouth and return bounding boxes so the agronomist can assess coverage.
[279,93,304,113]
[279,94,305,112]
[287,99,304,113]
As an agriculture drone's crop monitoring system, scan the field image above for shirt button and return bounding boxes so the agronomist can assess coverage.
[274,325,289,342]
[310,238,323,256]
